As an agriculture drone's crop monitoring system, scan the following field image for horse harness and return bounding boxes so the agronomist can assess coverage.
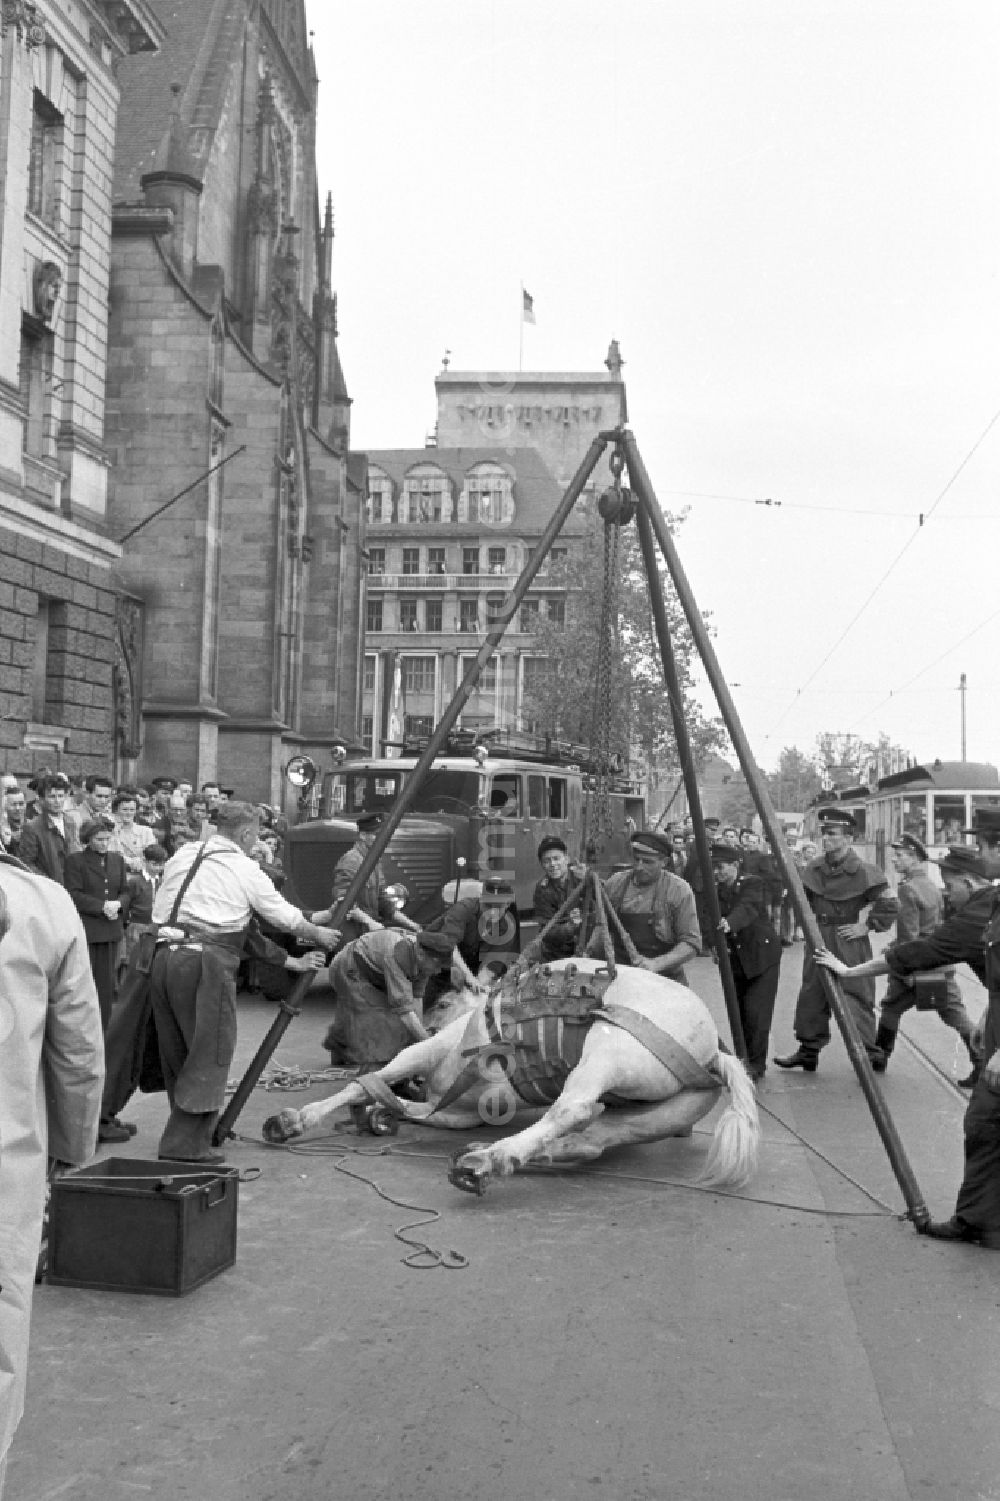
[356,963,721,1121]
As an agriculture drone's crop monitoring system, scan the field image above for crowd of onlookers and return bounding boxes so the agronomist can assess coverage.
[657,814,815,945]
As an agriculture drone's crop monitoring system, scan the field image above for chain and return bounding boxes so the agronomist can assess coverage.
[591,457,625,841]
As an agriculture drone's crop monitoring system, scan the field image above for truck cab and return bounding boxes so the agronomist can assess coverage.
[282,736,645,941]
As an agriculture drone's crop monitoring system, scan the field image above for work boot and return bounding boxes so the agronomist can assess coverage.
[920,1216,1000,1248]
[874,1024,896,1065]
[957,1061,981,1089]
[774,1046,818,1072]
[98,1118,132,1143]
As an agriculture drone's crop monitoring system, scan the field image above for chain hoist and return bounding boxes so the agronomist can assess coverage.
[589,448,635,844]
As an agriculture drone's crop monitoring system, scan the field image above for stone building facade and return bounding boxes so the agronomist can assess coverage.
[105,0,364,804]
[361,348,628,753]
[0,0,163,778]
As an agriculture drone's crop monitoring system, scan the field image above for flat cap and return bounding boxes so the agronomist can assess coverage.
[817,807,856,832]
[710,842,742,864]
[937,845,989,879]
[355,810,383,832]
[891,832,928,862]
[151,776,177,792]
[416,929,455,957]
[630,830,673,858]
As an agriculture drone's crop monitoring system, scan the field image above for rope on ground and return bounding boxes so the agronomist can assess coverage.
[249,1129,469,1271]
[223,1062,364,1096]
[747,1102,899,1214]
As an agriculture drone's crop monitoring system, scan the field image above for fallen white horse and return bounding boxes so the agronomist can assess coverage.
[263,958,760,1195]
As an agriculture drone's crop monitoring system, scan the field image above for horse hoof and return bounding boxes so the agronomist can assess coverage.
[262,1110,301,1144]
[448,1150,490,1196]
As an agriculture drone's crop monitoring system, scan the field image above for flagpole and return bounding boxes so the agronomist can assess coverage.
[519,282,524,371]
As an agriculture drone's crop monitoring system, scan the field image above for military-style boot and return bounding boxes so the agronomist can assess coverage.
[957,1031,982,1089]
[872,1024,896,1073]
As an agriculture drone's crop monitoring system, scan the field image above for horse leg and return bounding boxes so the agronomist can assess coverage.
[262,1029,460,1142]
[531,1087,722,1165]
[450,1052,621,1190]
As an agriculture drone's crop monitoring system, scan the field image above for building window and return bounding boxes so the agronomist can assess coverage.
[366,598,383,632]
[28,92,62,230]
[487,547,506,575]
[547,598,566,627]
[427,547,446,576]
[425,598,443,632]
[486,592,507,625]
[19,329,51,457]
[361,714,374,751]
[31,599,51,721]
[466,462,514,527]
[403,656,436,694]
[519,597,540,631]
[367,548,385,576]
[400,597,419,632]
[522,657,549,696]
[402,547,420,575]
[459,599,479,633]
[462,547,479,576]
[363,656,376,692]
[367,466,393,524]
[462,653,496,692]
[403,463,450,523]
[550,546,568,569]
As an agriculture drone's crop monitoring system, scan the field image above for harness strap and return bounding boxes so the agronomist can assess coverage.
[356,1073,407,1115]
[592,1003,721,1091]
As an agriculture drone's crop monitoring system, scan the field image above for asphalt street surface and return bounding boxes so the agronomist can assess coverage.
[8,943,1000,1501]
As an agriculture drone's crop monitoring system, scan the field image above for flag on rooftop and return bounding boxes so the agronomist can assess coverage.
[522,288,535,324]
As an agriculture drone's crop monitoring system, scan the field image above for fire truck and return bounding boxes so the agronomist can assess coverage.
[280,730,646,944]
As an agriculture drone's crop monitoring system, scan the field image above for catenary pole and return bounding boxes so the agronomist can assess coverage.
[216,435,611,1141]
[622,429,929,1227]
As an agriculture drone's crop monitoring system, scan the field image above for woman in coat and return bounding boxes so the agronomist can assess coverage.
[64,817,131,1032]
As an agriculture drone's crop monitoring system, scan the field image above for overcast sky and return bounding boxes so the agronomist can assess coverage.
[310,1,1000,775]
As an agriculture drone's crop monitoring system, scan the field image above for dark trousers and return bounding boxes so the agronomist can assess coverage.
[88,939,118,1032]
[733,961,780,1073]
[150,941,240,1160]
[955,1076,1000,1232]
[879,973,978,1056]
[793,941,879,1055]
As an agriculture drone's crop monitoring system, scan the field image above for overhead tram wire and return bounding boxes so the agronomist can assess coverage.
[761,399,1000,745]
[846,602,1000,736]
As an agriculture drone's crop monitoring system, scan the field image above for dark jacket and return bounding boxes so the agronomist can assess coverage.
[19,812,78,885]
[64,848,131,942]
[717,874,781,977]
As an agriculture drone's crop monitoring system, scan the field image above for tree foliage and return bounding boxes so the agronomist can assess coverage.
[521,515,726,778]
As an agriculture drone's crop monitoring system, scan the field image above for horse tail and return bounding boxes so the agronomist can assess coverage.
[698,1053,760,1189]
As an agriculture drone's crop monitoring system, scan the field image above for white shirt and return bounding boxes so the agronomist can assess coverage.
[151,835,308,935]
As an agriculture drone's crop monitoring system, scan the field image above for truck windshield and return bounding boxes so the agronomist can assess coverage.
[408,769,482,814]
[328,767,481,817]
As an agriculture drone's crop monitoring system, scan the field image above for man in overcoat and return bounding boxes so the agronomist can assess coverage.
[0,853,103,1493]
[775,806,897,1072]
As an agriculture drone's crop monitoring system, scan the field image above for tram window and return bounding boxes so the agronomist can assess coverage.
[490,774,521,817]
[933,796,965,846]
[527,775,546,820]
[548,778,568,820]
[970,795,1000,822]
[900,796,928,843]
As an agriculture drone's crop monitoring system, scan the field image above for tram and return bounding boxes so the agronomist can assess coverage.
[804,760,1000,874]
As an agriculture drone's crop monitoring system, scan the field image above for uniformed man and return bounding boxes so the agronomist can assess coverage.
[775,806,898,1072]
[964,805,1000,867]
[533,835,585,960]
[593,829,702,982]
[322,927,455,1065]
[875,833,982,1084]
[712,842,782,1082]
[316,810,419,935]
[817,846,1000,1247]
[149,800,340,1161]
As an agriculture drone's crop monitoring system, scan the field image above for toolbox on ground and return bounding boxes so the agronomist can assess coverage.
[47,1157,238,1296]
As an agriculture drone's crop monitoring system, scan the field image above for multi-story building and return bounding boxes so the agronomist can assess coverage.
[361,347,628,752]
[0,0,163,778]
[104,0,364,803]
